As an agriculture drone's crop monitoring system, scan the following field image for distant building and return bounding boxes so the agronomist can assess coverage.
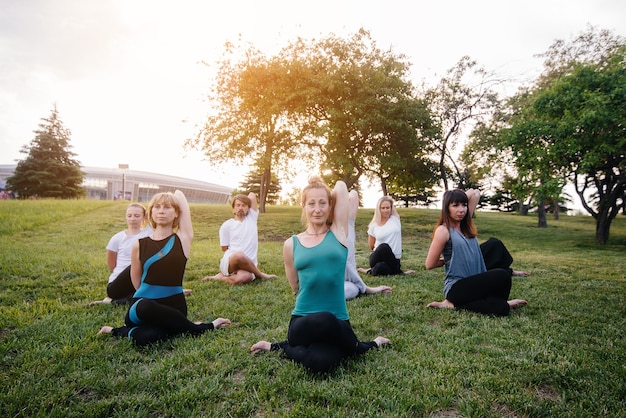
[0,164,232,204]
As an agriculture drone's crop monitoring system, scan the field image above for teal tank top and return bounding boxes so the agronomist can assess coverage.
[291,230,349,320]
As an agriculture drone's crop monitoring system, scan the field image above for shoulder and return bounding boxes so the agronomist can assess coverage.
[433,225,450,240]
[283,235,295,254]
[107,230,125,245]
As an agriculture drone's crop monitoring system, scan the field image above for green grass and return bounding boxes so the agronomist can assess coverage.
[1,200,625,417]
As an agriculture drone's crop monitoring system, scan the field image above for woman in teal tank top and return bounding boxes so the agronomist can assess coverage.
[251,177,390,373]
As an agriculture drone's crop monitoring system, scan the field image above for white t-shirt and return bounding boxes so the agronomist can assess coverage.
[367,215,402,259]
[219,208,259,265]
[106,226,153,283]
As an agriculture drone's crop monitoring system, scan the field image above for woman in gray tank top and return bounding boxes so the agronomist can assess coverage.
[424,189,527,316]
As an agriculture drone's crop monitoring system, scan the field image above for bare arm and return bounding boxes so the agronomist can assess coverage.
[330,181,349,245]
[348,190,359,220]
[368,234,376,250]
[248,192,258,212]
[174,190,193,258]
[283,238,298,294]
[130,240,141,289]
[425,225,450,270]
[466,188,481,218]
[106,250,117,271]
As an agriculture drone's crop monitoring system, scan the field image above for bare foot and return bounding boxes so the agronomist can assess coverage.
[374,336,390,348]
[508,299,528,309]
[212,318,231,328]
[357,267,371,274]
[403,270,416,275]
[259,273,278,280]
[202,273,223,282]
[250,340,271,354]
[512,270,530,277]
[89,297,112,307]
[183,289,192,296]
[98,326,113,335]
[365,285,392,295]
[427,299,455,309]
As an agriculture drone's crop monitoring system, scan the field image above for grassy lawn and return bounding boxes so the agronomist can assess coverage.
[0,200,624,417]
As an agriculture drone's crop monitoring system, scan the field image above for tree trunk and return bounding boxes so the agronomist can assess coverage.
[553,197,559,220]
[595,211,611,244]
[538,198,547,228]
[259,168,270,213]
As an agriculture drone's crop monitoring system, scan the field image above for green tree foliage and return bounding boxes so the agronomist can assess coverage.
[187,42,302,213]
[237,170,281,205]
[188,29,437,210]
[6,105,84,199]
[499,27,625,243]
[284,30,436,195]
[425,56,504,191]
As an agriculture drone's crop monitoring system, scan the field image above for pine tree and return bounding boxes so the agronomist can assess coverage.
[6,105,84,198]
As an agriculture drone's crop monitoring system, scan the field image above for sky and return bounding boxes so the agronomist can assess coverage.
[1,0,625,206]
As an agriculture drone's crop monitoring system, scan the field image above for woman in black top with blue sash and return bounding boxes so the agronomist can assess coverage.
[99,190,231,346]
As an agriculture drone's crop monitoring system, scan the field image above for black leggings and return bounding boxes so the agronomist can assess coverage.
[274,312,378,373]
[446,268,512,316]
[368,243,402,276]
[106,265,135,303]
[112,298,213,346]
[480,237,514,276]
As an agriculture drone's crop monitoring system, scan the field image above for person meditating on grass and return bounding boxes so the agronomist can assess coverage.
[251,177,390,373]
[202,192,276,284]
[98,190,230,346]
[357,196,415,276]
[425,188,528,316]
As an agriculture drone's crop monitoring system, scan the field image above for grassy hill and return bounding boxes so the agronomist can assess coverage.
[1,200,624,417]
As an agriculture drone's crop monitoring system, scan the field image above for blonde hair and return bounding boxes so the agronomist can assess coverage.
[369,196,394,228]
[300,176,333,227]
[147,192,180,229]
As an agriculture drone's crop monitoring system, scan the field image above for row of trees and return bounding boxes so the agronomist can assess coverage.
[7,27,623,244]
[188,27,624,244]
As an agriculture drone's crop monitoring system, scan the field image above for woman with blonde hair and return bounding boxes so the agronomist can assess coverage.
[89,203,153,306]
[99,190,230,346]
[358,196,414,276]
[251,177,389,373]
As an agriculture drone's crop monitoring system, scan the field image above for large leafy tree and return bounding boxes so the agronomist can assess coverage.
[285,30,436,194]
[187,43,306,212]
[425,56,504,191]
[7,105,84,199]
[499,27,625,243]
[189,30,436,210]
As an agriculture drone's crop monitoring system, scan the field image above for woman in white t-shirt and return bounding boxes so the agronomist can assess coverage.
[358,196,415,276]
[89,203,153,305]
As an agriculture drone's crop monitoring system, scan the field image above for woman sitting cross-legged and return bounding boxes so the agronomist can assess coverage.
[250,177,390,373]
[98,190,230,346]
[425,188,527,316]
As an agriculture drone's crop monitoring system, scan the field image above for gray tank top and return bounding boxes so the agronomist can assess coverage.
[442,228,486,296]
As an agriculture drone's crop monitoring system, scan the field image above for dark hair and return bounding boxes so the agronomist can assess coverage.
[434,189,477,238]
[231,194,251,209]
